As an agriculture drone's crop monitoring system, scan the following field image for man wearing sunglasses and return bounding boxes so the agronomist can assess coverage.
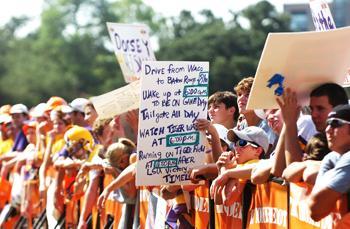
[307,104,350,221]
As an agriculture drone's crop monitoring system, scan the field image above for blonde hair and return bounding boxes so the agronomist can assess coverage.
[105,138,136,168]
[234,77,254,95]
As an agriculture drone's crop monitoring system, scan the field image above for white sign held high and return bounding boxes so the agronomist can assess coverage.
[91,80,140,119]
[246,27,350,109]
[309,0,336,31]
[107,23,156,83]
[136,61,209,186]
[308,0,349,87]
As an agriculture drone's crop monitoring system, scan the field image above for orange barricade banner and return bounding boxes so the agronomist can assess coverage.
[215,201,242,229]
[0,177,11,209]
[193,184,210,229]
[215,180,245,229]
[101,174,123,227]
[289,182,348,228]
[247,182,288,229]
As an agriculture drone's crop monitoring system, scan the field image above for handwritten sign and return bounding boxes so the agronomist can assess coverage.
[136,61,209,186]
[90,80,140,119]
[309,0,336,31]
[308,1,349,87]
[106,22,156,83]
[246,26,350,109]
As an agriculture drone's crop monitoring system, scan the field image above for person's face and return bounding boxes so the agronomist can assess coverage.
[1,122,13,139]
[52,117,67,134]
[234,139,261,164]
[11,113,26,128]
[237,92,249,114]
[117,154,130,170]
[266,109,283,134]
[326,119,350,153]
[208,102,233,124]
[84,106,98,127]
[68,141,87,159]
[25,127,36,144]
[310,96,334,132]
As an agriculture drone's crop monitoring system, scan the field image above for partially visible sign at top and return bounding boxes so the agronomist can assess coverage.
[309,0,349,87]
[309,0,336,31]
[107,22,156,83]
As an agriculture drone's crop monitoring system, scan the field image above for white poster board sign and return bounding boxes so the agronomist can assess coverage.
[309,0,336,31]
[91,80,140,119]
[246,26,350,109]
[136,61,209,186]
[308,0,349,87]
[107,22,156,83]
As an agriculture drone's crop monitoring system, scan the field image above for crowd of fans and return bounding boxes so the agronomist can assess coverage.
[0,77,349,228]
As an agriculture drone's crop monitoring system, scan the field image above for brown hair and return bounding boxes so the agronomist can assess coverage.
[304,133,330,161]
[92,118,112,137]
[208,91,239,121]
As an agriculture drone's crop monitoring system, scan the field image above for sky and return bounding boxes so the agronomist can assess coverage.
[0,0,312,29]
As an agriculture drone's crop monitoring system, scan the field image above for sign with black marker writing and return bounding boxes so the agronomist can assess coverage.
[309,0,336,31]
[107,22,156,83]
[136,61,209,186]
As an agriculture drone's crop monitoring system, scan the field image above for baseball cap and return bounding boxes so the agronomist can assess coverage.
[327,104,350,123]
[10,104,28,115]
[0,105,11,114]
[327,104,350,128]
[46,96,67,111]
[0,114,12,124]
[227,126,269,153]
[63,98,89,113]
[31,103,48,118]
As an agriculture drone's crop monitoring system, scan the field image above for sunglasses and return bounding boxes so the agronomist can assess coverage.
[235,139,258,148]
[326,118,350,128]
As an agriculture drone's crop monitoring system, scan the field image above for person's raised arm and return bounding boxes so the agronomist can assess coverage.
[195,118,223,162]
[270,125,286,177]
[276,89,303,165]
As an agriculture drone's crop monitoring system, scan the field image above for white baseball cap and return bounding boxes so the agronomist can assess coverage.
[227,126,269,153]
[62,98,89,113]
[10,104,28,114]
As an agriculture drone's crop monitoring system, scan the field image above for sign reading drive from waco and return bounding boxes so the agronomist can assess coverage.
[136,61,209,186]
[107,22,156,83]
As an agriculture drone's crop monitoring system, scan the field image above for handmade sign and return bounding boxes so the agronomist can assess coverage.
[136,61,209,186]
[90,80,140,119]
[246,26,350,109]
[309,0,336,31]
[308,0,349,87]
[107,22,156,83]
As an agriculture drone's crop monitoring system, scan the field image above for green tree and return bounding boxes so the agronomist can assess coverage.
[157,1,290,93]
